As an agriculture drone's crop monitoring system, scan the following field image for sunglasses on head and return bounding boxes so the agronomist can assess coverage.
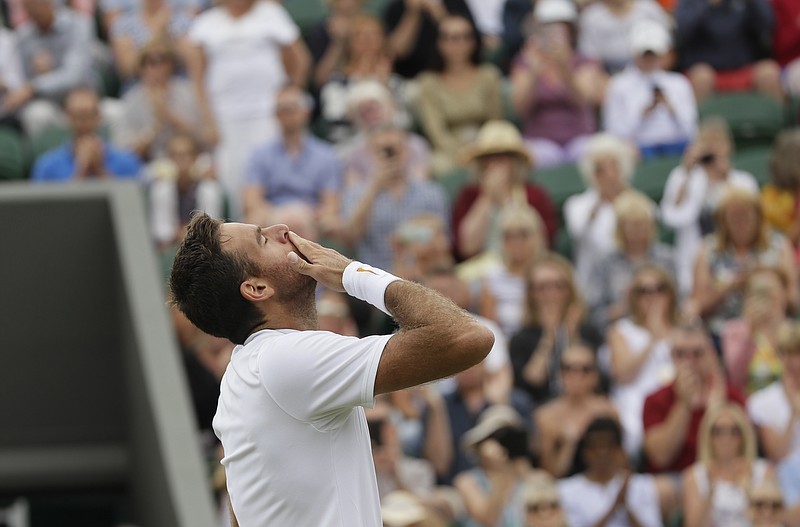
[634,283,668,296]
[527,501,560,513]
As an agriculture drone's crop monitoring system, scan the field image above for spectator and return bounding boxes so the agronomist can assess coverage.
[148,134,222,250]
[242,86,342,241]
[307,0,368,88]
[676,0,782,102]
[318,16,413,146]
[722,267,791,395]
[316,290,359,337]
[383,0,475,79]
[117,39,203,161]
[32,87,141,182]
[607,264,679,459]
[107,0,193,82]
[391,214,454,282]
[748,479,788,527]
[564,133,635,289]
[98,0,199,35]
[747,321,800,463]
[186,0,311,220]
[453,120,558,260]
[341,80,429,184]
[340,123,449,270]
[692,187,797,339]
[522,476,568,527]
[415,14,502,175]
[558,417,663,527]
[510,0,606,170]
[380,490,450,527]
[478,205,548,340]
[509,254,603,406]
[0,27,25,130]
[455,404,531,527]
[761,129,800,262]
[643,322,746,473]
[536,344,617,478]
[682,404,774,527]
[586,190,677,332]
[5,0,95,29]
[578,0,669,73]
[6,0,107,139]
[660,118,759,296]
[771,0,800,96]
[603,20,697,159]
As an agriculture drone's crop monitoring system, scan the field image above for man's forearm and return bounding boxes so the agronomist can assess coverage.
[644,403,692,469]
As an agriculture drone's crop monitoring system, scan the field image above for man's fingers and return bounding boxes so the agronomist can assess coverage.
[288,251,313,275]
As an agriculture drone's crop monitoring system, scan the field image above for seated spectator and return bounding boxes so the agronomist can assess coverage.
[607,264,679,458]
[307,0,368,88]
[522,475,568,527]
[380,490,451,527]
[603,20,697,159]
[536,344,617,478]
[723,267,791,395]
[564,133,635,289]
[586,190,676,332]
[383,0,475,79]
[391,214,455,281]
[415,15,502,175]
[316,290,359,337]
[509,254,603,406]
[243,86,342,241]
[108,0,193,82]
[453,120,558,260]
[676,0,782,101]
[660,118,759,296]
[7,0,111,139]
[771,0,800,96]
[692,187,797,339]
[341,80,430,184]
[0,27,25,131]
[510,0,606,169]
[187,0,310,220]
[32,87,141,182]
[748,479,788,527]
[318,16,413,146]
[682,404,774,527]
[643,322,746,473]
[339,123,449,270]
[761,129,800,262]
[148,134,222,250]
[748,321,800,463]
[558,417,663,527]
[777,450,800,525]
[455,405,531,527]
[578,0,669,73]
[478,206,548,340]
[98,0,200,35]
[117,39,203,161]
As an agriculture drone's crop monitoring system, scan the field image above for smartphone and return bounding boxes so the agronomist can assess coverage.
[698,153,716,165]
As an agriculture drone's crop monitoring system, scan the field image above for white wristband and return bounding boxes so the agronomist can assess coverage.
[342,261,402,316]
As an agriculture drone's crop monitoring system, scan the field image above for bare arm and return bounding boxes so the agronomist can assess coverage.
[110,35,139,81]
[184,43,219,146]
[682,467,713,527]
[281,39,312,88]
[387,5,424,59]
[454,471,513,527]
[609,327,655,385]
[757,409,799,462]
[421,387,454,479]
[457,193,495,258]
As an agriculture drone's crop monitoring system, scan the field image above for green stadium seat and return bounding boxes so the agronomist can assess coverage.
[30,126,70,160]
[732,146,772,186]
[438,166,473,205]
[533,162,584,210]
[0,126,28,180]
[699,93,785,149]
[632,154,683,204]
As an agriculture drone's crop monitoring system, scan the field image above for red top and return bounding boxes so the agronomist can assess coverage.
[772,0,800,66]
[452,183,559,259]
[642,383,746,473]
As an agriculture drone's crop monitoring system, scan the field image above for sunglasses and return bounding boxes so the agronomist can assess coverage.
[751,500,783,512]
[533,280,568,292]
[527,501,560,513]
[672,347,705,360]
[561,363,594,375]
[634,283,668,296]
[143,53,171,66]
[439,31,473,42]
[503,229,534,241]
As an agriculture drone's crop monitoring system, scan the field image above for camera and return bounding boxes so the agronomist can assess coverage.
[698,153,716,165]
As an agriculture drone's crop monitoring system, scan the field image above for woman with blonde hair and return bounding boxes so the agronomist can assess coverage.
[586,189,676,331]
[523,476,568,527]
[607,264,680,458]
[509,253,603,405]
[692,186,797,338]
[682,403,774,527]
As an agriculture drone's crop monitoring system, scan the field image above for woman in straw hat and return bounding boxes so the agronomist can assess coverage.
[453,119,558,261]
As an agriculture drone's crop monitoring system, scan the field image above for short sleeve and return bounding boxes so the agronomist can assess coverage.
[258,332,391,424]
[187,13,211,45]
[265,3,300,46]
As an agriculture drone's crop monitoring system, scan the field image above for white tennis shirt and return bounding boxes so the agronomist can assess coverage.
[213,329,392,526]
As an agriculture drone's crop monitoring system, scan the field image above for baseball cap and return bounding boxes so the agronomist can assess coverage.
[534,0,578,24]
[630,20,672,55]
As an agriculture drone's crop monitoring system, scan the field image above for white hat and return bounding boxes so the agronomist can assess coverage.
[461,405,524,450]
[630,20,672,56]
[534,0,578,24]
[381,491,427,527]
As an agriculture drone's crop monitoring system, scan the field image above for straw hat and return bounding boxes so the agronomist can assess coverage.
[381,491,427,527]
[462,404,524,450]
[461,120,533,166]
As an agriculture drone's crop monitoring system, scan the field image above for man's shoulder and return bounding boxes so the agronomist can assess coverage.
[32,144,73,181]
[645,383,675,406]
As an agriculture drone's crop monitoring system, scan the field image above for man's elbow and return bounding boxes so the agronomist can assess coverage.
[460,324,494,367]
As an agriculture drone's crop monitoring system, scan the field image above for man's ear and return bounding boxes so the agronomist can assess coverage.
[240,278,274,302]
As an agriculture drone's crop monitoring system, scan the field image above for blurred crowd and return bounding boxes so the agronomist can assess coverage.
[3,0,800,524]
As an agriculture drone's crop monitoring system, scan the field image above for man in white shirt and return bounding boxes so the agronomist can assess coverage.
[603,20,697,159]
[168,214,494,526]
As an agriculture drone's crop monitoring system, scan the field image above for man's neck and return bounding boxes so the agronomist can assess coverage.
[282,131,305,154]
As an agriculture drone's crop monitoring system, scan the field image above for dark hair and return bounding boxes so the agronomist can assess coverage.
[168,213,265,344]
[568,417,623,475]
[429,15,483,73]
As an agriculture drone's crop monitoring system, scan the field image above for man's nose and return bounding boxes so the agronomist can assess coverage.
[262,224,290,242]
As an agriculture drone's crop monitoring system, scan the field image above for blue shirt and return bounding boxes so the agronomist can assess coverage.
[245,134,342,207]
[32,142,142,182]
